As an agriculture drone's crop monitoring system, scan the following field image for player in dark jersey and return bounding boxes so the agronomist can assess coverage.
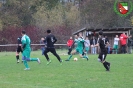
[16,36,23,63]
[95,31,110,71]
[43,30,63,65]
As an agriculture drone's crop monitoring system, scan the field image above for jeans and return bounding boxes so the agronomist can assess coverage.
[108,46,110,54]
[91,47,97,54]
[121,45,126,54]
[41,47,45,55]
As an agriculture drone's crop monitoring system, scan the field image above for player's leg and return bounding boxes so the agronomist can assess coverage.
[43,48,51,64]
[115,45,118,54]
[98,52,110,71]
[79,49,88,61]
[22,56,30,70]
[50,48,63,63]
[16,46,21,63]
[16,51,20,63]
[65,49,76,61]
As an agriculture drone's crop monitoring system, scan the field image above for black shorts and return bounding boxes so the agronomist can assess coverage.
[98,51,107,62]
[16,46,22,53]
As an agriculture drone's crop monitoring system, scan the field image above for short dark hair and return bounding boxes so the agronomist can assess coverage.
[21,30,26,34]
[47,29,51,33]
[98,31,103,35]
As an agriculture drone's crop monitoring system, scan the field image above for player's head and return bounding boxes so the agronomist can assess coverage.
[47,29,51,34]
[21,30,26,35]
[98,30,103,37]
[78,32,82,37]
[74,35,78,39]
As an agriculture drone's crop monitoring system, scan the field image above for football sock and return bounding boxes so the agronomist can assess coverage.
[23,60,29,68]
[16,55,19,60]
[83,56,88,59]
[103,61,109,70]
[30,58,38,61]
[68,55,72,60]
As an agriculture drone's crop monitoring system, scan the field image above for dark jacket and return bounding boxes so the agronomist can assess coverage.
[127,38,133,47]
[90,38,97,45]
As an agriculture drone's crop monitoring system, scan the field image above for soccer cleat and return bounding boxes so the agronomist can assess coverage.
[17,60,20,63]
[65,59,70,61]
[86,56,89,61]
[24,68,30,70]
[60,60,63,65]
[37,58,41,64]
[106,69,110,71]
[46,60,51,65]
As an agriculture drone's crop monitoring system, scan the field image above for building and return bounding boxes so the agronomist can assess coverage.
[73,27,132,53]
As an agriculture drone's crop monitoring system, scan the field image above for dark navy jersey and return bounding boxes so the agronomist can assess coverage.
[17,37,22,44]
[45,34,57,48]
[98,37,107,52]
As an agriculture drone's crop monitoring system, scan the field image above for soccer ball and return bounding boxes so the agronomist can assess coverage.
[74,57,78,61]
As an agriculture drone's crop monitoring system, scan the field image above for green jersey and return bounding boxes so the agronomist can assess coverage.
[21,35,31,50]
[21,35,31,58]
[76,37,84,48]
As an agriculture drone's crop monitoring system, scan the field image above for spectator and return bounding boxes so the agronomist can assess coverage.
[90,36,97,54]
[113,35,119,54]
[67,36,74,55]
[40,37,46,55]
[127,35,133,54]
[105,35,110,54]
[120,33,128,54]
[84,37,90,55]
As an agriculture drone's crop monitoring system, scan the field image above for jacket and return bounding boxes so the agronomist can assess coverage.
[120,34,128,45]
[67,39,74,47]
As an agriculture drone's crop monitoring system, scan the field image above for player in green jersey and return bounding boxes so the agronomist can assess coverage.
[21,30,40,70]
[65,33,88,61]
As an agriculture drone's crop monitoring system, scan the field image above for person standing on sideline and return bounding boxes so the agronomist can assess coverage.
[21,30,40,70]
[65,34,88,61]
[105,35,110,54]
[16,36,23,63]
[127,35,133,54]
[90,36,97,54]
[120,33,128,54]
[95,31,110,71]
[40,37,46,55]
[67,36,74,55]
[43,29,63,65]
[113,35,119,54]
[84,37,90,55]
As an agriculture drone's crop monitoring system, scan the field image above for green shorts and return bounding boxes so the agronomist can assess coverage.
[113,45,118,49]
[76,48,83,54]
[22,49,31,58]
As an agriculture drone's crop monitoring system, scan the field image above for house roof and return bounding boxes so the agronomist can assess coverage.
[73,27,132,35]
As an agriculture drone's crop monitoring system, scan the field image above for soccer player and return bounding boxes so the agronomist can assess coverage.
[21,30,40,70]
[113,35,119,54]
[16,36,23,63]
[43,29,63,65]
[95,31,110,71]
[65,33,88,61]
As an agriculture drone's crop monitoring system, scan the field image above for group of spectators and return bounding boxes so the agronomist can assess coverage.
[66,32,133,55]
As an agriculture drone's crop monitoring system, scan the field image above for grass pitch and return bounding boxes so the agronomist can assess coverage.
[0,50,133,88]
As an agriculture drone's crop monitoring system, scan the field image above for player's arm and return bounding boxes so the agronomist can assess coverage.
[94,43,99,47]
[53,36,57,44]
